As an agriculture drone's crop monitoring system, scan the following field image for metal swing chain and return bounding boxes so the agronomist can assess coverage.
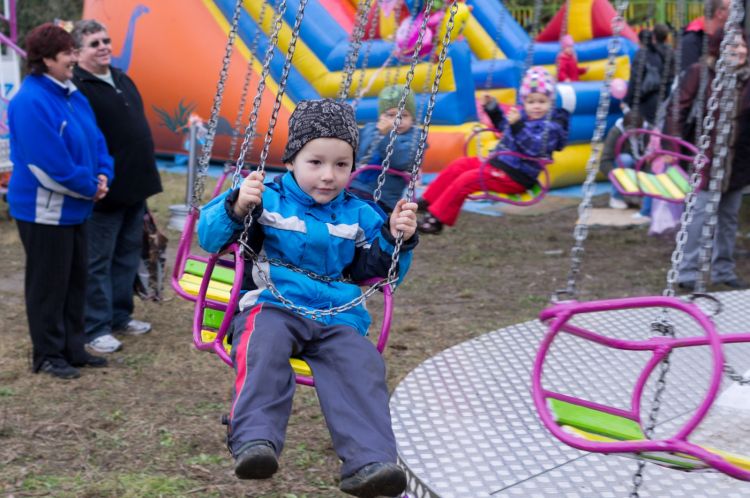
[225,2,272,174]
[483,0,505,90]
[230,0,290,189]
[555,0,628,301]
[667,0,686,134]
[192,0,244,208]
[338,0,374,101]
[630,5,746,497]
[241,0,460,321]
[523,0,544,74]
[351,3,380,110]
[372,0,438,203]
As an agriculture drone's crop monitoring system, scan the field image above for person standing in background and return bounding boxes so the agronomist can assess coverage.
[8,23,113,378]
[71,20,163,354]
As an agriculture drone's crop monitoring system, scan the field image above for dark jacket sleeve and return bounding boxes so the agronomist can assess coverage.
[482,100,506,130]
[346,224,418,283]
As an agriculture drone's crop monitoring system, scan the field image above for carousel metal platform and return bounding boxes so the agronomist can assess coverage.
[390,290,750,497]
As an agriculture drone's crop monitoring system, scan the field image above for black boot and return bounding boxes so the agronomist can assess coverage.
[340,462,407,498]
[234,440,278,479]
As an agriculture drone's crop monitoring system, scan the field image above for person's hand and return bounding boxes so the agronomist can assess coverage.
[389,199,418,240]
[377,114,394,135]
[94,174,109,201]
[506,107,521,125]
[233,171,265,218]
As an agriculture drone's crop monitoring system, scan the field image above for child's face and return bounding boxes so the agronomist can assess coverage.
[286,137,354,204]
[523,92,552,120]
[382,108,414,133]
[563,46,573,55]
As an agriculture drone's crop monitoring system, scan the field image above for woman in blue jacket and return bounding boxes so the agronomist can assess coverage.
[7,23,114,379]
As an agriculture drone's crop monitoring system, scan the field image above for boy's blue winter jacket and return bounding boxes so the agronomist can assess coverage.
[7,75,113,225]
[198,172,418,335]
[347,123,421,210]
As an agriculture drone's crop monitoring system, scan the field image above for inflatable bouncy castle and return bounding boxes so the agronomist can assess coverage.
[83,0,638,186]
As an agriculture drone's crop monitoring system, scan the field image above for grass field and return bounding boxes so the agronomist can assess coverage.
[1,171,749,497]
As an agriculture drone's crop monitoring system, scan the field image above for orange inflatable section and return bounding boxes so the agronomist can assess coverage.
[82,0,468,171]
[83,0,291,166]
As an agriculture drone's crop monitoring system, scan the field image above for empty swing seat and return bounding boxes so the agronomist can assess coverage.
[609,166,691,203]
[550,397,750,472]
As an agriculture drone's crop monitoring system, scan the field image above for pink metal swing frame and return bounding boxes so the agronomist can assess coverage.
[609,128,700,203]
[191,247,395,386]
[462,127,553,206]
[533,296,750,480]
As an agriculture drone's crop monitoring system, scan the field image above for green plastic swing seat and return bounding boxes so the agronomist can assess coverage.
[549,398,750,471]
[178,259,313,377]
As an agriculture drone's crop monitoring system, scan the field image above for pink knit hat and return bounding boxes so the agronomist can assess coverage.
[520,66,555,100]
[560,34,575,49]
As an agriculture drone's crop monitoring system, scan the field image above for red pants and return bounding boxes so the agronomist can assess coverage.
[422,156,527,226]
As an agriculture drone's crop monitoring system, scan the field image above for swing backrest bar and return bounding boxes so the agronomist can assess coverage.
[531,296,750,480]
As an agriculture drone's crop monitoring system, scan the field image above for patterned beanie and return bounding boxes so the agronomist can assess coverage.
[281,99,360,163]
[520,66,555,100]
[378,85,417,118]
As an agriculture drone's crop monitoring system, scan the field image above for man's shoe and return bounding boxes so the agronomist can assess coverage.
[721,278,749,290]
[677,281,696,292]
[71,352,108,368]
[37,359,80,380]
[87,334,123,354]
[114,319,152,336]
[234,440,278,480]
[340,462,407,498]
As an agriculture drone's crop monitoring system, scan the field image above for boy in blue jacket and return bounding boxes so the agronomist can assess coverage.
[347,85,422,212]
[198,99,418,497]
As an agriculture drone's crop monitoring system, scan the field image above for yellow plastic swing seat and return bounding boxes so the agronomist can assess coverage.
[550,398,750,472]
[610,166,691,202]
[469,182,545,203]
[200,329,313,378]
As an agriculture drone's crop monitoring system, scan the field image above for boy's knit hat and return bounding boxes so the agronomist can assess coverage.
[520,66,556,100]
[560,34,575,49]
[281,99,360,163]
[378,85,417,118]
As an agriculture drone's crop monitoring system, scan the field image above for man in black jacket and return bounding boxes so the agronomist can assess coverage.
[680,0,729,71]
[72,20,163,354]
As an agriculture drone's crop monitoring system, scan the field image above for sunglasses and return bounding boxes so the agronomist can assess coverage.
[87,38,112,49]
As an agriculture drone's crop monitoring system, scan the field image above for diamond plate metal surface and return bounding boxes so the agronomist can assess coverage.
[391,290,750,497]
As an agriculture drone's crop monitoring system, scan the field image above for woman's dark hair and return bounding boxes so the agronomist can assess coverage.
[708,27,748,58]
[25,23,75,75]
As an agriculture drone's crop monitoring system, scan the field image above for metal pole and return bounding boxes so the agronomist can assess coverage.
[185,121,198,206]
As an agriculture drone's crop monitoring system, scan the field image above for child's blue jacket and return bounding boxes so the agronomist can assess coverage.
[7,74,113,225]
[198,172,418,335]
[348,123,421,209]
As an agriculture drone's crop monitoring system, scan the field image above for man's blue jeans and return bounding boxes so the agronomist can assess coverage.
[84,201,145,340]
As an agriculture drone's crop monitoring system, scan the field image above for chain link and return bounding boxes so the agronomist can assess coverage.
[556,2,628,301]
[629,2,746,495]
[338,0,374,101]
[191,0,244,208]
[237,0,460,320]
[232,0,289,187]
[351,4,380,110]
[227,2,272,183]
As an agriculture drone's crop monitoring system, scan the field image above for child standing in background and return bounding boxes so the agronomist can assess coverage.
[557,35,587,82]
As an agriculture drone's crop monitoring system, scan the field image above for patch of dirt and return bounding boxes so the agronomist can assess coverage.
[1,172,749,497]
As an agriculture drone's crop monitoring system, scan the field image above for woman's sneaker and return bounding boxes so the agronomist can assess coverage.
[608,196,628,210]
[114,319,152,336]
[87,334,123,354]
